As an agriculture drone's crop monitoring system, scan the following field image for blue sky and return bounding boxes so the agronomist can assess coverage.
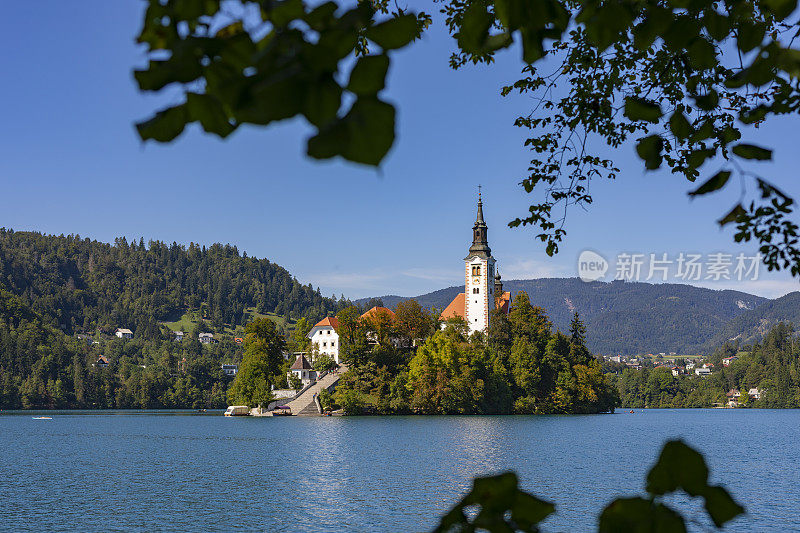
[1,2,799,299]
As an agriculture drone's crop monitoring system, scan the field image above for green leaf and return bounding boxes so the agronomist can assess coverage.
[732,143,773,160]
[584,2,636,50]
[740,106,768,125]
[511,491,555,527]
[347,54,390,96]
[693,90,719,111]
[186,93,236,138]
[456,1,493,53]
[172,0,220,20]
[433,472,554,533]
[687,38,717,70]
[521,28,546,63]
[703,485,745,527]
[235,76,307,125]
[599,497,686,533]
[136,104,189,142]
[636,135,664,169]
[669,111,692,139]
[663,17,700,51]
[307,96,395,166]
[633,7,673,51]
[718,204,747,226]
[646,440,709,496]
[303,76,342,127]
[494,0,570,32]
[703,10,730,41]
[763,0,798,20]
[134,59,203,91]
[687,148,716,170]
[625,97,663,123]
[267,0,305,27]
[689,171,731,196]
[366,14,419,50]
[737,21,766,52]
[304,2,338,31]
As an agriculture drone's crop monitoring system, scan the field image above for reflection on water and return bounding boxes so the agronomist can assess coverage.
[1,410,799,532]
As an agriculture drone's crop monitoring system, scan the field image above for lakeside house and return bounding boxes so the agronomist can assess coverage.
[93,355,109,368]
[722,356,738,366]
[221,364,238,377]
[115,328,133,340]
[686,361,696,370]
[199,333,215,344]
[174,331,184,342]
[748,387,762,400]
[234,337,243,345]
[289,354,316,386]
[671,367,680,377]
[308,316,340,362]
[726,389,741,407]
[695,367,712,377]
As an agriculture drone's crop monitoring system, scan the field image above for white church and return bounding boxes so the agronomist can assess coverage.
[440,192,511,333]
[303,193,511,363]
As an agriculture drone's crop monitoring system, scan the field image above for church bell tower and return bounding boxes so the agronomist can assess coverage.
[464,190,495,334]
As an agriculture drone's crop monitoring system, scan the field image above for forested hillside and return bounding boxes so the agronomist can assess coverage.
[705,292,800,349]
[363,279,768,355]
[0,229,344,338]
[612,323,800,408]
[0,288,238,409]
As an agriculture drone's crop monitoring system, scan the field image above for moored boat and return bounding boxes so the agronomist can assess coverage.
[224,405,250,416]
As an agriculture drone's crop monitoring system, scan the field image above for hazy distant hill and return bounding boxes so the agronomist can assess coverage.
[360,278,769,355]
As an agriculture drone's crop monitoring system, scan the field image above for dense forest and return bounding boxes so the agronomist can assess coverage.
[0,228,346,337]
[320,294,619,415]
[0,228,355,410]
[0,288,240,409]
[610,323,800,408]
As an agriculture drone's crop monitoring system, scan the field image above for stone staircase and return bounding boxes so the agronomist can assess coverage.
[284,365,347,417]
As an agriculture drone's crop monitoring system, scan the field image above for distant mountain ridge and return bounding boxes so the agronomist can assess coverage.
[358,278,798,355]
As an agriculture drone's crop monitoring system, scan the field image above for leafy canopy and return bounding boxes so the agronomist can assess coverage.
[136,0,800,274]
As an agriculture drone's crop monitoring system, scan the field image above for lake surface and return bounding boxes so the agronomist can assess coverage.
[1,409,798,532]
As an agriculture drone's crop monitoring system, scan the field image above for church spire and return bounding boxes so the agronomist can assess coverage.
[468,187,491,258]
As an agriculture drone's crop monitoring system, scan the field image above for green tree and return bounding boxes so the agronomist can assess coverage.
[227,318,286,407]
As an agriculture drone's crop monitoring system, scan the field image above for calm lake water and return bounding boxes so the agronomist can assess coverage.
[1,409,798,532]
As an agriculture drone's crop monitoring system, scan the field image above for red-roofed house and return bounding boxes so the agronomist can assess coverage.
[439,193,511,333]
[308,316,341,362]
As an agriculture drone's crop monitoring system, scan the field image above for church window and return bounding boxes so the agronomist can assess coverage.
[323,342,327,347]
[473,288,479,294]
[472,265,481,276]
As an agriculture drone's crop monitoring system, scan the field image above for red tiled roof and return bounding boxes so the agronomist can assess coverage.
[495,291,511,314]
[290,354,313,370]
[360,306,396,321]
[440,293,466,321]
[313,316,339,330]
